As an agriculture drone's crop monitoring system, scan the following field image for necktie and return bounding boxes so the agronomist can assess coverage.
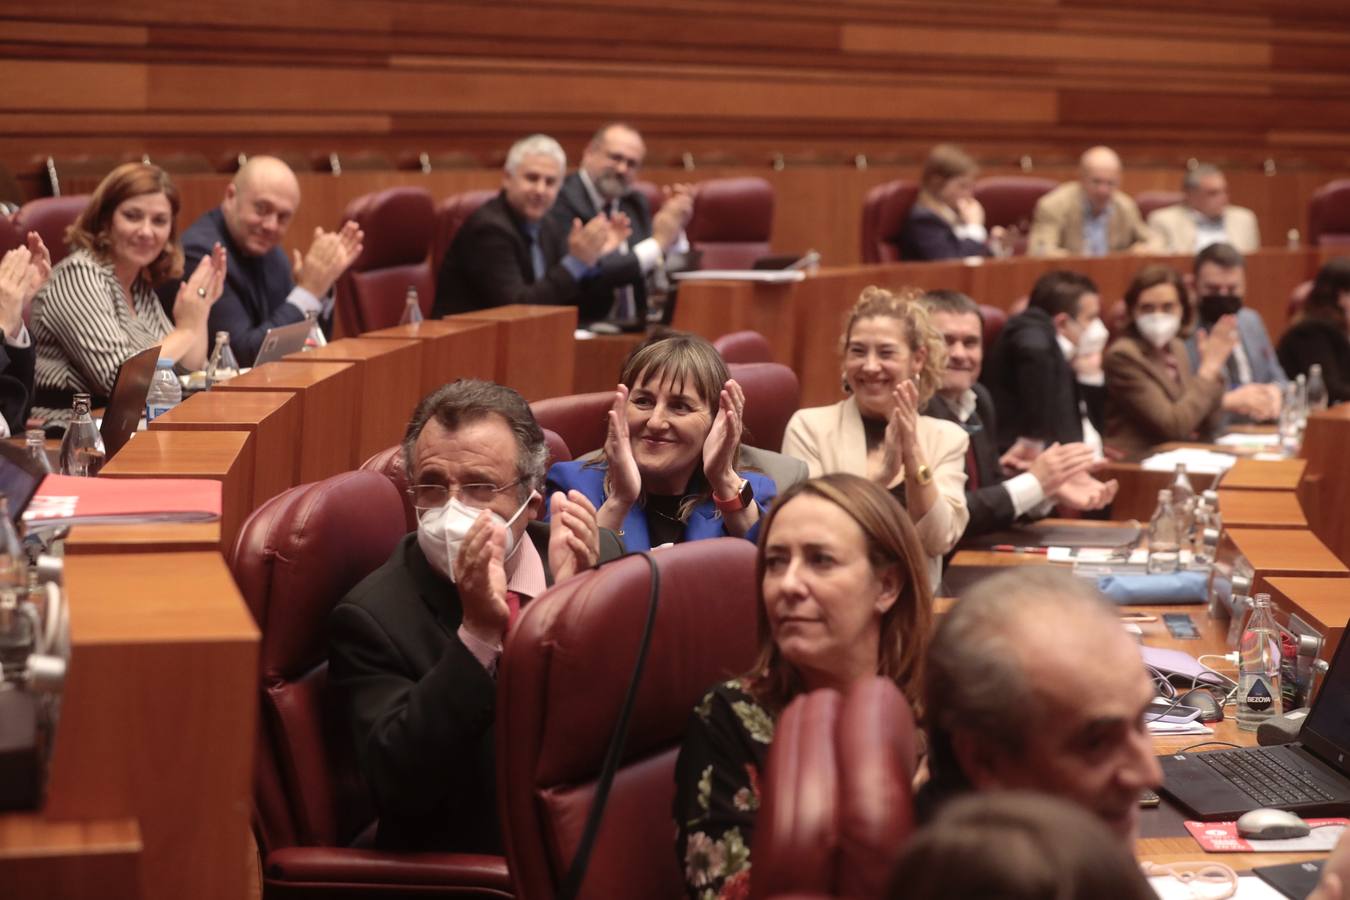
[966,444,981,490]
[529,234,546,281]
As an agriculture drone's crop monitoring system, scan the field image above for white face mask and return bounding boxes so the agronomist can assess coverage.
[1135,312,1181,349]
[1076,317,1110,356]
[417,492,534,582]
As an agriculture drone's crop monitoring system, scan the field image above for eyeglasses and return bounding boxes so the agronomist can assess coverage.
[406,480,521,511]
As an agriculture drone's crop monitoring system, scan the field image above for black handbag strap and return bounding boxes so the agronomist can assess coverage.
[556,551,661,900]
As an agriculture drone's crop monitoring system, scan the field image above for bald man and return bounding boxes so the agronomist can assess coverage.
[168,156,363,365]
[1028,146,1160,258]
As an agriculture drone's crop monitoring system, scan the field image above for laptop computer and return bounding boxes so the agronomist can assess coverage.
[1158,620,1350,820]
[1253,859,1327,899]
[252,319,314,366]
[101,345,160,461]
[0,440,47,523]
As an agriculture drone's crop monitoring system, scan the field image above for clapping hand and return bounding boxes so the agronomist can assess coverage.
[876,380,921,486]
[293,222,364,297]
[568,215,611,266]
[0,236,51,340]
[1195,314,1239,381]
[702,379,745,490]
[173,242,227,330]
[1028,442,1096,493]
[605,384,642,506]
[1054,471,1119,511]
[455,511,510,646]
[602,211,633,255]
[547,490,600,582]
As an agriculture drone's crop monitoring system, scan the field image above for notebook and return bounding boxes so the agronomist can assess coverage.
[1158,619,1350,820]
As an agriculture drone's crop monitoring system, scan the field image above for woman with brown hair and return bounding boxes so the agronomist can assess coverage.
[782,286,968,593]
[1278,257,1350,404]
[1103,264,1238,457]
[898,143,1001,261]
[673,473,932,899]
[31,162,226,422]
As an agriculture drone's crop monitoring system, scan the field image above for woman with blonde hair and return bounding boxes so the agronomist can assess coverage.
[782,286,969,592]
[674,473,933,899]
[899,143,1001,260]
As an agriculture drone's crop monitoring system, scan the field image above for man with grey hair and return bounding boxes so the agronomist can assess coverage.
[433,133,625,317]
[919,567,1162,840]
[329,379,623,852]
[1148,164,1261,254]
[1029,146,1160,257]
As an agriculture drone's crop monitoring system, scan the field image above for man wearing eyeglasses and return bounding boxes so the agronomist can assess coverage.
[547,122,695,328]
[328,380,623,853]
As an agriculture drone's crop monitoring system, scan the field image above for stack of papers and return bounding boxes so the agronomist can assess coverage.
[1141,448,1238,475]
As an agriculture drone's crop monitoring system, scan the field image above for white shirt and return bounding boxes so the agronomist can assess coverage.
[950,388,1049,519]
[577,169,688,274]
[1056,334,1106,460]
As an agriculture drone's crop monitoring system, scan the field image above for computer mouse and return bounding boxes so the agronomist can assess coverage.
[1179,686,1224,723]
[1236,808,1311,840]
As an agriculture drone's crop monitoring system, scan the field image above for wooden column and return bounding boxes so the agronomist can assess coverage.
[448,305,577,400]
[361,319,498,397]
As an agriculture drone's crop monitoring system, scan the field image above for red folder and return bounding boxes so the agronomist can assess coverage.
[23,475,221,526]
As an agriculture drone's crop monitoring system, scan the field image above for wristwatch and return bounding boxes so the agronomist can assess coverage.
[912,464,933,486]
[713,478,754,514]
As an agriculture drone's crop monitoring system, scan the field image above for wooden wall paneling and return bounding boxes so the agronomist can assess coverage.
[0,816,142,900]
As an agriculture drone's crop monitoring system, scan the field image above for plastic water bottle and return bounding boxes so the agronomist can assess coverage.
[399,286,424,326]
[1147,489,1180,574]
[24,429,53,474]
[305,312,327,349]
[1295,373,1309,434]
[1237,593,1284,731]
[58,393,105,477]
[146,358,183,422]
[1307,364,1329,414]
[1193,491,1217,566]
[205,331,240,387]
[1278,380,1302,456]
[1169,464,1196,546]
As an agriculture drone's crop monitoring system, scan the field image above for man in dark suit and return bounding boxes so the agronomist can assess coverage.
[981,271,1108,455]
[328,380,622,853]
[433,134,621,319]
[545,122,694,327]
[0,234,51,435]
[922,290,1115,540]
[167,156,363,366]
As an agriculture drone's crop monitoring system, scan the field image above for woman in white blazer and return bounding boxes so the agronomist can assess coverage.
[782,286,969,593]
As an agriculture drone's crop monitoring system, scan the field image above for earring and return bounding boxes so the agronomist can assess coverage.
[841,373,852,394]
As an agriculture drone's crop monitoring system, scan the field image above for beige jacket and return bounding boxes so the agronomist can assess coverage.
[781,397,969,594]
[1028,181,1160,257]
[1146,204,1261,255]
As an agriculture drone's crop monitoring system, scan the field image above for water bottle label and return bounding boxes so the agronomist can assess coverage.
[1243,679,1275,712]
[147,403,172,422]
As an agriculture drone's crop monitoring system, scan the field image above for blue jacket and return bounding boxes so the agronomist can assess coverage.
[546,460,777,552]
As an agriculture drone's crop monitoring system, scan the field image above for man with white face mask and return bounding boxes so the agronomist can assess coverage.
[981,271,1108,459]
[328,380,623,853]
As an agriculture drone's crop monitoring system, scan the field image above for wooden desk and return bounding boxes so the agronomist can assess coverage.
[64,521,222,555]
[1220,458,1307,492]
[3,552,260,900]
[213,361,358,483]
[361,318,497,396]
[574,333,644,395]
[1301,406,1350,568]
[98,430,254,552]
[149,389,301,509]
[1267,576,1350,665]
[1226,528,1350,597]
[448,305,577,401]
[1215,489,1308,529]
[282,338,422,463]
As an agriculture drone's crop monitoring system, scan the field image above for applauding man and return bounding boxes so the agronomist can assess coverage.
[0,232,51,434]
[168,155,363,366]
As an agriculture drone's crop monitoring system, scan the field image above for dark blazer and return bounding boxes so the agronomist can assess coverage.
[925,386,1017,538]
[1104,332,1225,459]
[898,205,990,261]
[162,207,307,368]
[0,340,34,435]
[432,191,608,321]
[1278,316,1350,404]
[981,307,1102,451]
[545,173,653,323]
[328,521,623,852]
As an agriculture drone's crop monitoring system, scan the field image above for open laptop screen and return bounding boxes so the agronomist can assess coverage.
[1299,618,1350,770]
[101,345,160,461]
[0,441,46,523]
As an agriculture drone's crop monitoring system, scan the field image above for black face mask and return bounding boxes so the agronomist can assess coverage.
[1198,293,1243,326]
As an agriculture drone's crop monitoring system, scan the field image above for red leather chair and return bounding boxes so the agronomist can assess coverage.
[333,187,436,335]
[1134,190,1184,222]
[978,304,1008,354]
[1309,180,1350,248]
[972,176,1057,255]
[714,330,774,364]
[432,190,496,282]
[686,177,775,270]
[728,362,800,452]
[530,392,612,460]
[497,538,760,900]
[229,470,513,899]
[634,180,666,218]
[0,215,21,256]
[14,195,91,266]
[751,677,919,900]
[860,180,918,264]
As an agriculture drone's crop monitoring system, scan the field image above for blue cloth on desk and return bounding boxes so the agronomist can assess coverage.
[1096,570,1209,605]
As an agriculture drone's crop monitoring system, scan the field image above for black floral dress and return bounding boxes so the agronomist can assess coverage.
[673,677,776,900]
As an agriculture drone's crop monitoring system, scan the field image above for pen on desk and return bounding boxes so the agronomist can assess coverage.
[990,544,1049,555]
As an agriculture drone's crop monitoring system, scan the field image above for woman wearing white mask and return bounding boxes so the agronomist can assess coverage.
[1103,265,1238,458]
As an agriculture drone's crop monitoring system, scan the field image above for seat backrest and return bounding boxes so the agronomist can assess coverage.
[333,187,436,335]
[860,180,918,264]
[14,195,91,266]
[1309,179,1350,247]
[686,177,775,270]
[972,176,1058,235]
[751,678,918,900]
[229,470,409,850]
[359,444,417,533]
[530,391,613,459]
[498,538,760,900]
[432,189,497,279]
[978,304,1008,355]
[1134,189,1184,222]
[728,362,800,452]
[0,215,21,256]
[714,330,774,364]
[634,180,666,217]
